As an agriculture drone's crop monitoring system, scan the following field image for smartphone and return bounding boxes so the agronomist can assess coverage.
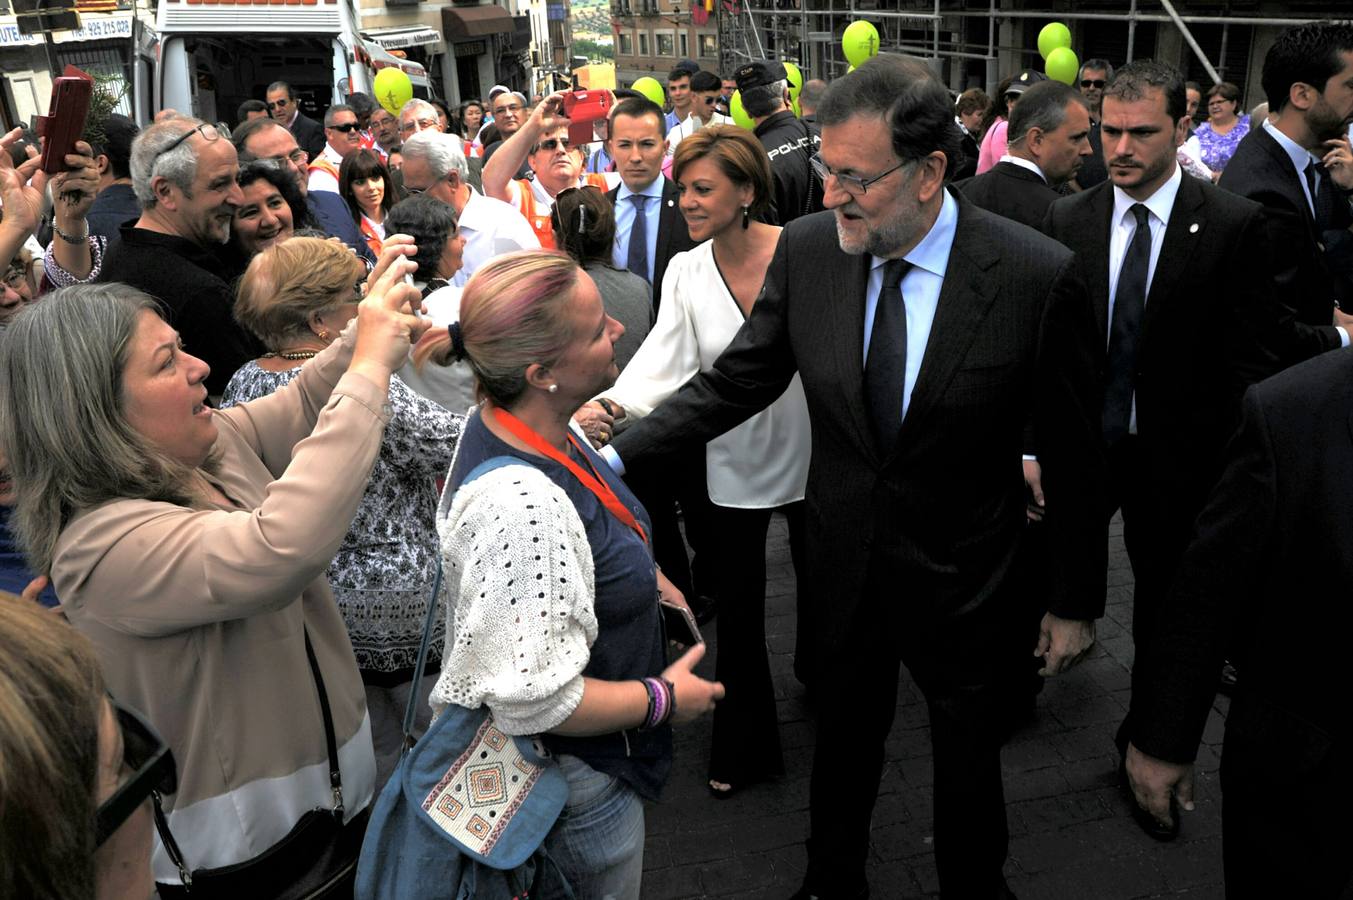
[562,90,612,147]
[36,66,94,175]
[659,599,704,647]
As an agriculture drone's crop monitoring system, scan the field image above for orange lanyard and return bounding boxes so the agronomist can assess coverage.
[487,406,649,546]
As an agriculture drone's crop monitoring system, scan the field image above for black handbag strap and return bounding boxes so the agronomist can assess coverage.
[150,626,343,888]
[402,559,443,753]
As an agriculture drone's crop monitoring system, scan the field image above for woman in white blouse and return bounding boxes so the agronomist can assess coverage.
[590,126,811,797]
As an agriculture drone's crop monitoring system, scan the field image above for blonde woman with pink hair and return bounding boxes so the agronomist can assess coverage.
[415,251,723,899]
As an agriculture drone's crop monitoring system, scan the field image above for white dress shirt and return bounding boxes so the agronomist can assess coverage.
[306,143,344,195]
[611,176,666,284]
[604,240,810,507]
[450,189,541,288]
[998,154,1048,183]
[862,189,959,423]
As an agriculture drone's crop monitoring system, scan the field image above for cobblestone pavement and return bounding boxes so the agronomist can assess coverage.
[641,515,1228,899]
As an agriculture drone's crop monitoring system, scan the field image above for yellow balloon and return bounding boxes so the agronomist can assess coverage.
[729,90,755,129]
[373,68,413,117]
[631,76,666,108]
[842,20,880,67]
[784,61,803,101]
[1045,46,1080,85]
[1037,22,1072,61]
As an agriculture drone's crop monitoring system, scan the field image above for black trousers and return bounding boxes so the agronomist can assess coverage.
[704,502,808,785]
[1108,438,1200,752]
[1220,707,1353,899]
[803,565,1016,899]
[622,449,717,601]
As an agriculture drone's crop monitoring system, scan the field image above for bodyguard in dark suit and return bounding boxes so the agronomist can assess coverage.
[603,96,710,612]
[1217,21,1353,365]
[957,80,1091,229]
[606,55,1106,899]
[265,80,326,161]
[1042,62,1284,832]
[606,97,697,308]
[1125,348,1353,897]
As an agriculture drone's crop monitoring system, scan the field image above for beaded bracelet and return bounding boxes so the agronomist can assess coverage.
[638,677,677,731]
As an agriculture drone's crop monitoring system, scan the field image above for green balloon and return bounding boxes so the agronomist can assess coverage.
[784,61,803,100]
[842,20,880,67]
[1045,46,1079,85]
[729,90,755,129]
[1037,22,1072,61]
[631,76,666,108]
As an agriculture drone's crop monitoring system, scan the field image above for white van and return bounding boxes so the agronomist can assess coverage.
[153,0,429,126]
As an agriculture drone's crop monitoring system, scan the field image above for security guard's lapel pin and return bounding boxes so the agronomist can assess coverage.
[1189,222,1199,234]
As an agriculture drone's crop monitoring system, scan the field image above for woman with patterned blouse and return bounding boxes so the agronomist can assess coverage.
[222,236,464,785]
[1194,82,1251,175]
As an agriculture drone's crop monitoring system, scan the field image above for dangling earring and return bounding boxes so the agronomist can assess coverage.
[741,205,750,230]
[319,329,331,341]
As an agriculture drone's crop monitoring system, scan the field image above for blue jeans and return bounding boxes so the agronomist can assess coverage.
[543,754,645,900]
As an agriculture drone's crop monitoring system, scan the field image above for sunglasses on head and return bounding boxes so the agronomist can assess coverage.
[95,699,177,848]
[1080,79,1107,89]
[538,137,571,151]
[328,122,361,133]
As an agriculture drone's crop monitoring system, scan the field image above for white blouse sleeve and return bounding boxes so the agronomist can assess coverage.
[429,464,599,735]
[603,250,702,419]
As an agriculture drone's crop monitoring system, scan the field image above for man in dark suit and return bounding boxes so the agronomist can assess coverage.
[265,80,325,161]
[605,96,696,306]
[605,55,1106,899]
[601,95,711,615]
[1042,61,1284,838]
[1125,348,1353,897]
[1073,59,1113,191]
[1217,21,1353,365]
[957,80,1091,228]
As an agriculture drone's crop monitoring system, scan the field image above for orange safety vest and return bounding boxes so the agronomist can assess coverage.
[359,216,383,257]
[516,173,610,250]
[308,157,341,186]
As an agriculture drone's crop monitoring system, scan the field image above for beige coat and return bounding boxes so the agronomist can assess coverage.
[54,339,389,883]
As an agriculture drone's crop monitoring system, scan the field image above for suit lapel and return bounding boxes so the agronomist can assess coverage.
[893,199,1000,453]
[1085,185,1115,340]
[1142,174,1206,336]
[831,250,877,463]
[1254,128,1320,241]
[654,178,678,263]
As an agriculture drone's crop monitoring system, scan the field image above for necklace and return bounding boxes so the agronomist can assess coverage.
[265,349,321,361]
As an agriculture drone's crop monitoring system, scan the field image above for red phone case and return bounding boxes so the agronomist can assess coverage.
[562,91,613,146]
[36,65,95,175]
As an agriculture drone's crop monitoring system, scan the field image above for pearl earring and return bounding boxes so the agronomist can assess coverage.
[548,384,559,393]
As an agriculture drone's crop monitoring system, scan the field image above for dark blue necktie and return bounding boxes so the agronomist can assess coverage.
[1104,203,1152,445]
[1305,159,1337,232]
[864,258,912,453]
[626,195,649,282]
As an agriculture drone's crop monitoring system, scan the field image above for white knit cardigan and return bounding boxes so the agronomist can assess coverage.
[429,462,599,735]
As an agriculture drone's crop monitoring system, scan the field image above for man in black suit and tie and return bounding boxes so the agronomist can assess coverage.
[606,96,697,308]
[1124,348,1353,897]
[604,55,1106,899]
[957,80,1092,228]
[602,95,712,616]
[1217,21,1353,365]
[265,80,325,161]
[1042,61,1284,839]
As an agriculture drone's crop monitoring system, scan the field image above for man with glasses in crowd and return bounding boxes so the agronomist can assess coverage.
[666,71,734,154]
[264,80,325,159]
[399,129,538,287]
[604,55,1105,900]
[308,104,363,195]
[231,117,375,262]
[481,90,617,248]
[400,98,483,191]
[369,106,400,165]
[1074,58,1113,190]
[481,91,533,179]
[96,118,262,396]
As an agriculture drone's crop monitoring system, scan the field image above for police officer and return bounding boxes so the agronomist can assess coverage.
[734,60,824,225]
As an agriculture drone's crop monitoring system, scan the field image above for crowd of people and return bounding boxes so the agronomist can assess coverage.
[1,18,1351,900]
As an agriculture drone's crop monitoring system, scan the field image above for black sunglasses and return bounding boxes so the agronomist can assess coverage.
[267,98,291,109]
[328,122,361,133]
[538,137,571,151]
[95,699,177,847]
[1080,79,1107,89]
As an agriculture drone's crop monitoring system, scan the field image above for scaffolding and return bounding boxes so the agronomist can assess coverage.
[713,0,1339,98]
